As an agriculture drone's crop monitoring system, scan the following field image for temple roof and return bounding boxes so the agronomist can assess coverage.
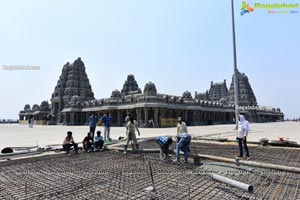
[227,70,257,106]
[121,74,141,95]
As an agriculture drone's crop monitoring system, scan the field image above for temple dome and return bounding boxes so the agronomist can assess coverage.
[182,91,192,99]
[144,82,157,96]
[111,89,122,98]
[121,74,140,95]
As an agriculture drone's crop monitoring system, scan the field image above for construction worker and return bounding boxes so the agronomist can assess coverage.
[156,136,173,160]
[124,117,140,154]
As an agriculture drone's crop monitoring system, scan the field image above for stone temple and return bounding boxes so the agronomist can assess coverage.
[50,58,95,123]
[19,58,284,126]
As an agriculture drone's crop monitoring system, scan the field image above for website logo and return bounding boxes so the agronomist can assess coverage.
[241,1,255,16]
[254,3,299,14]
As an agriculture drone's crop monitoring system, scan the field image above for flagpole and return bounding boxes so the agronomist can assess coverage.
[231,0,240,129]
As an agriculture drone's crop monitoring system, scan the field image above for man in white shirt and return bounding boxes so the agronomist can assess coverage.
[236,115,250,160]
[177,117,188,136]
[124,117,140,154]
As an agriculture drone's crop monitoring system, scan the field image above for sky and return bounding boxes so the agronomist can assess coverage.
[0,0,299,120]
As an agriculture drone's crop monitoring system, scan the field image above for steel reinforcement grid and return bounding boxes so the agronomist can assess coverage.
[0,140,299,199]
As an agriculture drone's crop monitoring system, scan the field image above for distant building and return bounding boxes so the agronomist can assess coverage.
[227,71,257,106]
[19,58,284,126]
[50,58,95,123]
[196,80,228,102]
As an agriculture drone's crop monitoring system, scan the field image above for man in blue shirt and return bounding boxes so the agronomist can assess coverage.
[156,136,173,160]
[94,131,104,150]
[89,113,98,140]
[101,112,112,144]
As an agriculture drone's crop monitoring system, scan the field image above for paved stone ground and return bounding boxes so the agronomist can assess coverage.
[1,122,300,150]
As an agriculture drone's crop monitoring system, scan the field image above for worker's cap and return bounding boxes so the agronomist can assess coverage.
[177,117,182,121]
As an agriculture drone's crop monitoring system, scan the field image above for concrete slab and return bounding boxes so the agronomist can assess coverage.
[0,121,299,150]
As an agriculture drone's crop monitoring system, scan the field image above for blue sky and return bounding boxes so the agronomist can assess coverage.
[0,0,299,119]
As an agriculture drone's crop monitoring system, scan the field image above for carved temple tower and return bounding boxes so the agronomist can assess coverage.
[208,80,228,101]
[228,70,257,106]
[50,57,95,123]
[121,74,141,95]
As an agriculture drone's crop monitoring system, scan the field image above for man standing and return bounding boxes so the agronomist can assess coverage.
[175,117,191,163]
[124,117,140,154]
[28,116,31,128]
[89,112,98,140]
[101,111,112,144]
[124,112,131,136]
[29,116,34,128]
[236,115,250,160]
[175,132,191,163]
[125,113,131,124]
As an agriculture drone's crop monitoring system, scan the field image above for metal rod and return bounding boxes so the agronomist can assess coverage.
[231,0,240,129]
[193,153,300,173]
[109,146,300,174]
[148,161,156,192]
[212,174,253,193]
[108,146,160,153]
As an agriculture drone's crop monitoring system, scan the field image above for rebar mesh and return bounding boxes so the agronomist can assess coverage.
[0,140,299,199]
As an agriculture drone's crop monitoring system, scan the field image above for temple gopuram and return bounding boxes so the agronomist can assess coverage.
[19,58,284,127]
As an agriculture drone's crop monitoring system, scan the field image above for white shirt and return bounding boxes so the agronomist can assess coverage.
[237,115,249,138]
[177,122,188,136]
[237,124,247,138]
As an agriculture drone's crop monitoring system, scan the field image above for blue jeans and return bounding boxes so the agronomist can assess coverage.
[237,138,249,157]
[176,137,189,161]
[95,140,104,149]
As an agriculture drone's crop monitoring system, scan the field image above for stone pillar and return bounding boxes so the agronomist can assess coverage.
[79,113,82,124]
[86,112,90,124]
[137,108,142,126]
[169,109,173,118]
[199,111,202,122]
[117,110,121,126]
[143,108,148,124]
[161,108,166,118]
[154,108,159,127]
[61,113,65,124]
[193,111,197,125]
[70,112,75,125]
